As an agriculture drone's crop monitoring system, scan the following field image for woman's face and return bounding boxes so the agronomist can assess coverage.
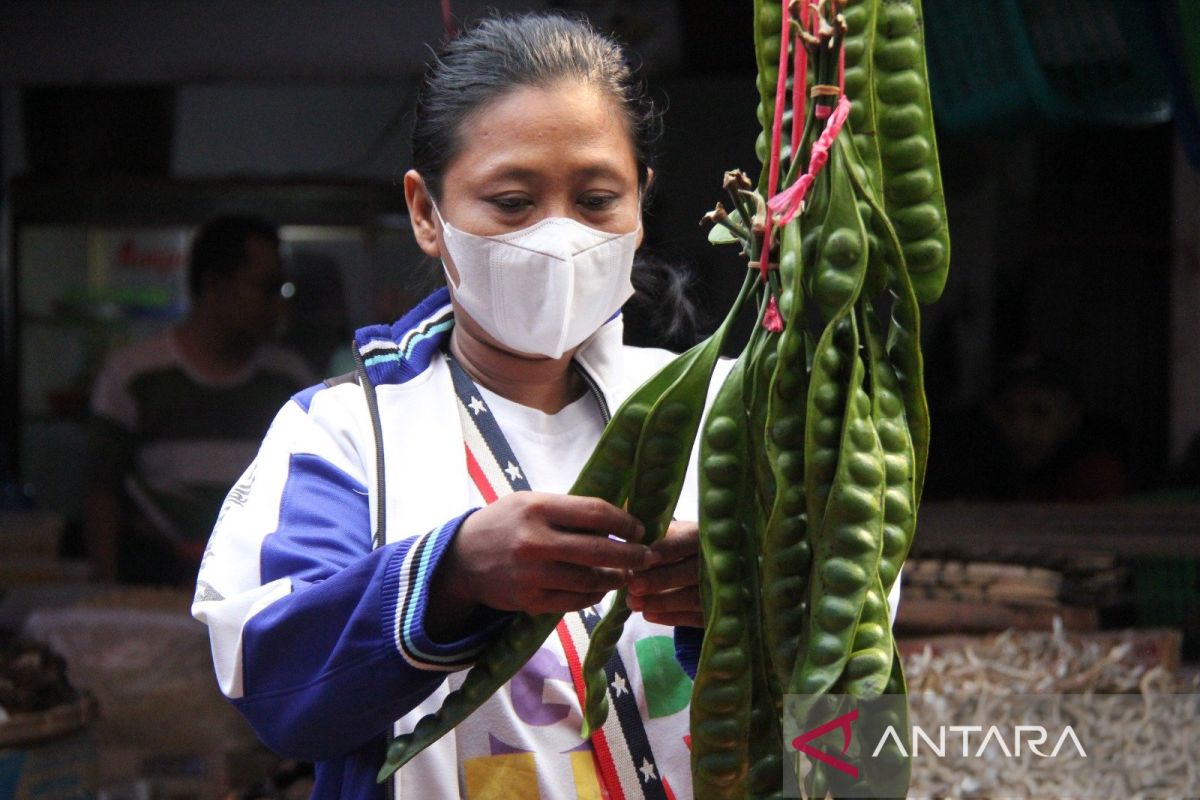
[406,79,644,280]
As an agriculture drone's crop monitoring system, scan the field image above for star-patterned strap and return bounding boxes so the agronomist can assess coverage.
[445,352,532,500]
[559,608,671,800]
[444,350,667,800]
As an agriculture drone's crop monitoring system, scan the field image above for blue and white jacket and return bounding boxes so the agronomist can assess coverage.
[192,289,715,799]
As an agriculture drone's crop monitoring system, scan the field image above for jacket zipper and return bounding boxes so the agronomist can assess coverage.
[575,363,612,424]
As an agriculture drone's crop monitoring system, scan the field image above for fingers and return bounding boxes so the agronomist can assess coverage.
[484,563,627,615]
[533,563,631,594]
[545,531,653,571]
[628,520,700,594]
[507,493,651,570]
[646,520,700,565]
[454,492,676,617]
[481,560,626,614]
[627,556,698,596]
[625,520,702,627]
[537,494,645,543]
[627,586,703,629]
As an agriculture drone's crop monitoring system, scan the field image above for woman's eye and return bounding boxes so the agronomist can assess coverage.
[490,196,530,212]
[579,194,618,211]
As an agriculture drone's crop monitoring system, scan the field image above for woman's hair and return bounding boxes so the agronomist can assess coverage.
[623,253,709,351]
[411,12,660,201]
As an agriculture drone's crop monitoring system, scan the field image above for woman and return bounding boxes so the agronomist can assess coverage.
[195,13,711,799]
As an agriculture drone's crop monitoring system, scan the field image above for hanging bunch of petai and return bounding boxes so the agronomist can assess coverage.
[377,0,946,792]
[691,0,947,797]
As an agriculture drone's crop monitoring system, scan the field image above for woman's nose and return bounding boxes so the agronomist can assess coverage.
[542,201,574,220]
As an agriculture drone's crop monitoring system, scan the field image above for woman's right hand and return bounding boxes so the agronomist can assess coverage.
[427,492,652,637]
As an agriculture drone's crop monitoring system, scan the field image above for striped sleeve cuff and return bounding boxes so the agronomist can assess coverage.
[381,510,512,671]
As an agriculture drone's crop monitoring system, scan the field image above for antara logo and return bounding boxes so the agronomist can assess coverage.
[790,709,860,778]
[871,724,1088,759]
[790,709,1088,779]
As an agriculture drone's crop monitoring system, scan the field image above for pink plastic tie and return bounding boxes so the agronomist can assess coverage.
[791,2,808,159]
[763,295,785,333]
[768,95,851,225]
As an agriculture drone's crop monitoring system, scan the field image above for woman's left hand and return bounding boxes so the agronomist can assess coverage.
[625,520,702,628]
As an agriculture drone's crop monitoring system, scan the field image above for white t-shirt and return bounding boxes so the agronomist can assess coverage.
[476,385,605,496]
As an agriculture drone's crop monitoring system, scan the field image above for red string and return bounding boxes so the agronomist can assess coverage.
[440,0,456,39]
[791,2,807,159]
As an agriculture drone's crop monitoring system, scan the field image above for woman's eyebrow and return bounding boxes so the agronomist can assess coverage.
[573,164,630,182]
[478,161,630,185]
[479,165,542,184]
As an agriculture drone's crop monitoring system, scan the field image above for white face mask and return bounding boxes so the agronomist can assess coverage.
[433,203,639,359]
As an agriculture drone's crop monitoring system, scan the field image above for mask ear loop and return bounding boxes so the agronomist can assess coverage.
[428,199,465,293]
[428,199,452,241]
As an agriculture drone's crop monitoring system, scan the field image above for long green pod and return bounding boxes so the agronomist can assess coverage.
[840,120,890,301]
[630,267,758,545]
[791,313,886,705]
[579,270,755,738]
[378,331,724,782]
[692,352,756,798]
[862,302,917,595]
[745,302,782,546]
[802,314,853,566]
[742,306,785,798]
[378,610,558,782]
[841,0,884,201]
[802,145,870,534]
[745,643,786,800]
[838,572,894,697]
[841,134,930,501]
[871,0,950,304]
[744,299,786,799]
[754,0,786,190]
[857,641,912,798]
[887,246,930,502]
[810,150,870,324]
[760,219,811,691]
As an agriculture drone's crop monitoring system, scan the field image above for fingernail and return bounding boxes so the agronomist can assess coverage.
[644,549,661,567]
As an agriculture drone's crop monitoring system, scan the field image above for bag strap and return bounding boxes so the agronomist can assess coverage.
[446,353,669,800]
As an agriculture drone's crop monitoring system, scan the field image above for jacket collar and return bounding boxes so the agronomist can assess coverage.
[353,287,626,397]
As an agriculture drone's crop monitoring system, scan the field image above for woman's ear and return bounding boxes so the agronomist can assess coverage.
[404,170,442,258]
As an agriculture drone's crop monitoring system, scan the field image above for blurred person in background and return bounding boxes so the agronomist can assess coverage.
[86,214,315,585]
[926,353,1128,502]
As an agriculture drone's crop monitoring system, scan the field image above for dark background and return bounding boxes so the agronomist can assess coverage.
[0,0,1194,498]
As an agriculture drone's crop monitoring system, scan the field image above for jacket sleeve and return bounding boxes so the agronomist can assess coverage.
[192,384,506,761]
